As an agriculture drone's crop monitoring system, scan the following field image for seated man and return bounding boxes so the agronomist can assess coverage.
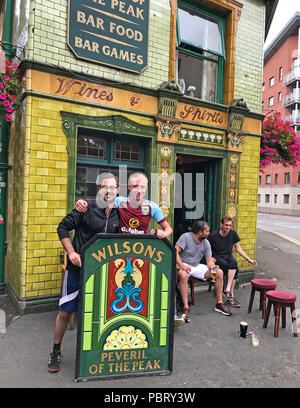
[208,216,257,308]
[176,220,231,317]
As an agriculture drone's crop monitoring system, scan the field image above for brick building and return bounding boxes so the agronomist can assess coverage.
[259,12,300,215]
[0,0,277,312]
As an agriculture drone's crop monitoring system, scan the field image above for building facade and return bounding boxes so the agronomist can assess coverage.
[1,0,277,312]
[259,12,300,215]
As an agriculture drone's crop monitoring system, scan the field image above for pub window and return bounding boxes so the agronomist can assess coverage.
[265,194,270,203]
[284,194,289,204]
[274,194,277,204]
[297,195,300,205]
[258,194,260,203]
[76,129,145,203]
[176,3,225,103]
[114,140,142,163]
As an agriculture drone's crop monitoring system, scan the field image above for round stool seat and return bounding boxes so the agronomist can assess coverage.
[266,290,296,303]
[251,279,277,290]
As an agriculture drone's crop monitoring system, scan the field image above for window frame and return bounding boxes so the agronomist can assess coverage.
[76,130,146,170]
[176,1,226,103]
[268,96,274,107]
[284,172,290,184]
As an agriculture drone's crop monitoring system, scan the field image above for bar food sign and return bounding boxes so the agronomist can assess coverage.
[68,0,149,73]
[75,234,175,381]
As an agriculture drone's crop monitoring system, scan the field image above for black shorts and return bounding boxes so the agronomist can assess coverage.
[215,255,239,280]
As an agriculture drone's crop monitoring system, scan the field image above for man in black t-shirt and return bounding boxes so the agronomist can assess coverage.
[208,216,257,308]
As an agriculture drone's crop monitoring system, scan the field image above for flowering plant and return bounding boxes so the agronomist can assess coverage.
[0,59,22,122]
[260,112,300,169]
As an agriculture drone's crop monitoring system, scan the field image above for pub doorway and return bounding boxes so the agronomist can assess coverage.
[173,154,220,244]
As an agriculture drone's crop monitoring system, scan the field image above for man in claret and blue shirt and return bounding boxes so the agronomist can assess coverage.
[75,173,183,325]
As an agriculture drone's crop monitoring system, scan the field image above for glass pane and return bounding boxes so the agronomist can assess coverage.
[178,6,222,54]
[178,51,218,101]
[114,140,141,163]
[77,135,107,160]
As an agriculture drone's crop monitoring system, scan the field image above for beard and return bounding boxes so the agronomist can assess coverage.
[96,191,115,208]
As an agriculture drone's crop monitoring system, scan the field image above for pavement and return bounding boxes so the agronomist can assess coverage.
[0,229,300,390]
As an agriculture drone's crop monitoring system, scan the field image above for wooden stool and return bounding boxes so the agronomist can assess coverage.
[263,290,297,337]
[189,277,213,305]
[248,279,277,319]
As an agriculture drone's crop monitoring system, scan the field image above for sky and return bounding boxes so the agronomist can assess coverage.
[264,0,300,48]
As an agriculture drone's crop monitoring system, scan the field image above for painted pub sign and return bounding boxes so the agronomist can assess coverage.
[68,0,149,73]
[75,234,176,381]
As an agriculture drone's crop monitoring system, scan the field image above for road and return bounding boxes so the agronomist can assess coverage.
[257,213,300,245]
[256,213,300,290]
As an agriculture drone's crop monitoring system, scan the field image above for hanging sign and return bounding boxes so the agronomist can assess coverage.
[67,0,149,73]
[75,234,176,381]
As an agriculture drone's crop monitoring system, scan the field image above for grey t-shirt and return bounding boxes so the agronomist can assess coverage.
[176,232,212,266]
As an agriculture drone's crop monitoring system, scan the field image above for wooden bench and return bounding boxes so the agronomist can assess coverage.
[189,277,214,305]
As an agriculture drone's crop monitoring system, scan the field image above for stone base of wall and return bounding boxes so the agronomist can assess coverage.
[6,279,59,315]
[237,268,255,286]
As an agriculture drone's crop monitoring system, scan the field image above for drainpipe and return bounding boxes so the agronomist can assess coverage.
[0,0,14,292]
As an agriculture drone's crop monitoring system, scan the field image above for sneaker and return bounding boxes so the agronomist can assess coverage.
[183,307,191,323]
[215,302,232,316]
[48,349,62,373]
[224,291,232,302]
[174,314,185,327]
[228,297,240,308]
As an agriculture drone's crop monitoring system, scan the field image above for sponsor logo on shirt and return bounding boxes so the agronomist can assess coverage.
[129,218,140,228]
[121,226,144,234]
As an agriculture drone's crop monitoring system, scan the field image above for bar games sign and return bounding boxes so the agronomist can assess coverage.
[75,234,175,381]
[68,0,149,73]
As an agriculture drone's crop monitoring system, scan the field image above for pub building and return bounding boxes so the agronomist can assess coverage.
[1,0,278,313]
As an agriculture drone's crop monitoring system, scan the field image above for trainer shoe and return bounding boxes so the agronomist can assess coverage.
[224,291,232,302]
[174,314,185,327]
[48,349,62,373]
[183,307,191,323]
[215,302,232,316]
[228,296,240,308]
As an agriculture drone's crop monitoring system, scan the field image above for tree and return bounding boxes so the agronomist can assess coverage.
[260,112,300,170]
